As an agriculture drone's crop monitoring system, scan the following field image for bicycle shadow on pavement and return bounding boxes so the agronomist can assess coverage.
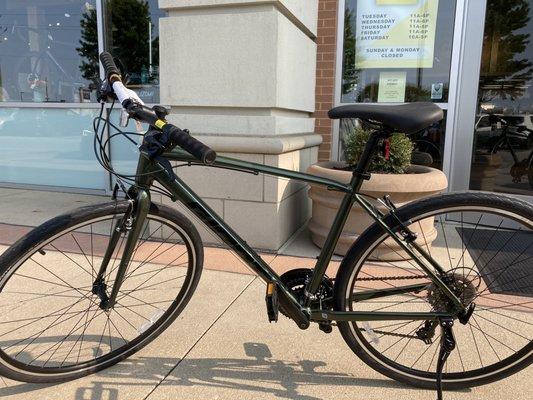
[0,342,470,400]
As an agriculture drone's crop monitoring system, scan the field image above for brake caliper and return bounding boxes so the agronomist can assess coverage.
[379,195,418,242]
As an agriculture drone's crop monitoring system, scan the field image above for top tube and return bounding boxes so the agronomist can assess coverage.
[163,148,353,194]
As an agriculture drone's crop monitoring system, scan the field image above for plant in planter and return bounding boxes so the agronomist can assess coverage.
[345,127,414,173]
[307,125,448,259]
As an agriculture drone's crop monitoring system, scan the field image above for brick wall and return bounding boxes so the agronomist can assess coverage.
[315,0,339,162]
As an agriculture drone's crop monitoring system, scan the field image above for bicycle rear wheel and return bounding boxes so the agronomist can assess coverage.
[0,200,203,382]
[334,192,533,389]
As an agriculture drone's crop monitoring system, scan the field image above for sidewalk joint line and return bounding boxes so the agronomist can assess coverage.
[142,276,258,399]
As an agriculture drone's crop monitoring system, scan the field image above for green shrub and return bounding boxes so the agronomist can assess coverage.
[344,127,414,174]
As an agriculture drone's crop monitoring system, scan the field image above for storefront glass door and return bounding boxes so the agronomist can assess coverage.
[337,0,457,171]
[469,0,533,197]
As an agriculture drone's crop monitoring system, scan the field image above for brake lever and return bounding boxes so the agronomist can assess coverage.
[152,105,169,120]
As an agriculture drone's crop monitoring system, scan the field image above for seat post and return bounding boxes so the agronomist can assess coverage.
[350,128,391,192]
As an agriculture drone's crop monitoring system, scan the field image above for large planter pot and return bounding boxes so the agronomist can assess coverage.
[307,162,448,260]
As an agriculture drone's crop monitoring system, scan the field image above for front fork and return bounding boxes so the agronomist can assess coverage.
[93,189,151,310]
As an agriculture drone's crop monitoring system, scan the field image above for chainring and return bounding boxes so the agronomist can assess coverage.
[278,268,334,318]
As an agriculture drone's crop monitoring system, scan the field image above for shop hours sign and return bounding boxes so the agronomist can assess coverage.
[355,0,439,69]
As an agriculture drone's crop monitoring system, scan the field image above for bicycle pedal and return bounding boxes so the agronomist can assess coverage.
[265,282,279,323]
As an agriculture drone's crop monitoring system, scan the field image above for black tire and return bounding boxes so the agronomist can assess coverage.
[0,201,203,383]
[334,192,533,390]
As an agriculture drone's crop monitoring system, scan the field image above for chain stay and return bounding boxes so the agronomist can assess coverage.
[355,274,429,339]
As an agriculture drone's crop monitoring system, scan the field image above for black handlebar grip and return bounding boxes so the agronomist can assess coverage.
[163,124,217,165]
[99,52,121,81]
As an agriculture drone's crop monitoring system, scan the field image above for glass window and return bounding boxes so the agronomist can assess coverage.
[104,0,165,103]
[0,107,106,189]
[469,0,533,196]
[0,1,99,103]
[341,0,456,103]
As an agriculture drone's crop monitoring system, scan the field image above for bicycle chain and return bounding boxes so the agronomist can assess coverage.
[355,274,429,340]
[358,328,420,339]
[355,274,428,282]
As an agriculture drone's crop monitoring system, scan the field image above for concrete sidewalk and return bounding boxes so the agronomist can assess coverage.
[0,266,530,400]
[0,187,531,400]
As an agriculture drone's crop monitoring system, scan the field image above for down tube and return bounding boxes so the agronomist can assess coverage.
[153,169,302,299]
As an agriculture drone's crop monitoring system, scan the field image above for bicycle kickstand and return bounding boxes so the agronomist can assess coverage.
[435,317,456,400]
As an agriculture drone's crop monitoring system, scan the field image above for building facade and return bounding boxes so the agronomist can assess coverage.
[0,0,531,250]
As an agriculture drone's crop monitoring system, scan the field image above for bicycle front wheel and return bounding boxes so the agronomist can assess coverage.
[334,192,533,390]
[0,201,203,382]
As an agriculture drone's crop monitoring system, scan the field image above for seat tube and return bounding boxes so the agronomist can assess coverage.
[304,130,387,305]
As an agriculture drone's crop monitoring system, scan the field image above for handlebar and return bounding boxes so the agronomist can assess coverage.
[98,52,216,165]
[487,114,527,132]
[100,52,121,82]
[163,125,217,164]
[488,114,506,126]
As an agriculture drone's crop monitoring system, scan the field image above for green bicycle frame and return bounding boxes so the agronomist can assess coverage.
[99,130,464,329]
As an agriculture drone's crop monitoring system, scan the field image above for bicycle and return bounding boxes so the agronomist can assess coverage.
[0,53,531,400]
[487,115,533,189]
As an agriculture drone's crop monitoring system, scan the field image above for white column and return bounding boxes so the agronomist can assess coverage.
[158,0,321,250]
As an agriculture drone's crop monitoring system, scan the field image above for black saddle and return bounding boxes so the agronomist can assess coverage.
[328,102,443,134]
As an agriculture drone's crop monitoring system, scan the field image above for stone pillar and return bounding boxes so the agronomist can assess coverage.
[158,0,321,250]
